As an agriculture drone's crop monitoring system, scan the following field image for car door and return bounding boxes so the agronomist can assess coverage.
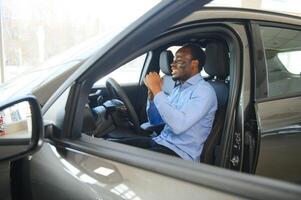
[0,162,11,200]
[252,22,301,183]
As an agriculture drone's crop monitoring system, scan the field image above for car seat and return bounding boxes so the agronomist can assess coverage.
[200,41,230,164]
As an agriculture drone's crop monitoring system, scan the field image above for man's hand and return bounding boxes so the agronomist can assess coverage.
[144,78,154,100]
[144,72,162,96]
[147,89,154,100]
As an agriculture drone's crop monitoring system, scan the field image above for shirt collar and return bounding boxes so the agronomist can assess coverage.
[177,74,203,89]
[186,73,203,85]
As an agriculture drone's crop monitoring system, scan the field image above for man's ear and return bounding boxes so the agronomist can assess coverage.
[191,60,199,71]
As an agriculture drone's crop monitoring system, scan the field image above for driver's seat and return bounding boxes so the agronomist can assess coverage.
[200,41,230,164]
[159,50,176,95]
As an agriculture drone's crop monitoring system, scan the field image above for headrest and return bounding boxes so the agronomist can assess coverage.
[160,50,174,75]
[204,42,229,79]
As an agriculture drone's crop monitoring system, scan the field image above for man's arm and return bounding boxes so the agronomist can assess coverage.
[144,72,164,125]
[154,88,216,134]
[147,100,164,125]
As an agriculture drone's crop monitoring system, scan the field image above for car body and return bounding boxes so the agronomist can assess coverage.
[1,1,301,199]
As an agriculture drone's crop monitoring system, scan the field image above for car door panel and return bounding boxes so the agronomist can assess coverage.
[29,144,101,200]
[255,96,301,183]
[252,23,301,183]
[26,135,301,200]
[0,162,11,200]
[255,96,301,132]
[29,143,241,200]
[256,130,301,183]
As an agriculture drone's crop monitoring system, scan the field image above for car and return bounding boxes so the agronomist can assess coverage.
[1,0,301,199]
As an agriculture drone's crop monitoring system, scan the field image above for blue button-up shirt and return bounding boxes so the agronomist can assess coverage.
[150,74,217,161]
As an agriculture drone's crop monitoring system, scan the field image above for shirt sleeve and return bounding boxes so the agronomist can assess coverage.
[146,100,164,125]
[154,88,216,134]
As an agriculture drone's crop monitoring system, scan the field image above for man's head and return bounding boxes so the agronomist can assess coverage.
[170,43,205,82]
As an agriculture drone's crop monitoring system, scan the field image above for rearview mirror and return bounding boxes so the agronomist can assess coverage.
[0,96,43,161]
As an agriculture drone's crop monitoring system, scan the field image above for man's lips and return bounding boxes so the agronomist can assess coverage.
[171,69,178,75]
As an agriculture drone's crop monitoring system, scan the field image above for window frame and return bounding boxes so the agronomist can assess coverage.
[252,20,301,103]
[61,22,243,175]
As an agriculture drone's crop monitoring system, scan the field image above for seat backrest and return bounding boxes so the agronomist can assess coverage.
[159,50,175,95]
[200,41,230,164]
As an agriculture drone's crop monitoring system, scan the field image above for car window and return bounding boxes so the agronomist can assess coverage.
[278,51,301,74]
[94,54,146,86]
[260,26,301,97]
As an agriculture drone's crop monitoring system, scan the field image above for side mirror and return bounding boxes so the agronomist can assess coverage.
[0,96,43,161]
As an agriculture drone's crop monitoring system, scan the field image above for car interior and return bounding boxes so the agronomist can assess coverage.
[82,37,230,165]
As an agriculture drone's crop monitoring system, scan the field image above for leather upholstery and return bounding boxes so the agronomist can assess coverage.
[160,50,176,95]
[204,42,229,79]
[159,50,174,75]
[200,42,230,164]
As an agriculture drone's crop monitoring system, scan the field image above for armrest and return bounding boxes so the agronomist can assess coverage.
[140,122,165,133]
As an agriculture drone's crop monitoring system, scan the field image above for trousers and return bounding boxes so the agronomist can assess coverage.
[116,136,180,157]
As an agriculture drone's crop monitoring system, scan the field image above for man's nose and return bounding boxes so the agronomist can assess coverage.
[170,61,176,69]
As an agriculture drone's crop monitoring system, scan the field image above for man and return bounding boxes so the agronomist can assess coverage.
[120,44,217,162]
[143,44,217,161]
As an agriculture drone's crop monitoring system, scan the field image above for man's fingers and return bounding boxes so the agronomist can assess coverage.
[144,72,162,95]
[143,77,148,87]
[148,72,158,76]
[145,72,161,87]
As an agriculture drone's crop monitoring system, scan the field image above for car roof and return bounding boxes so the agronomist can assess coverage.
[179,7,301,26]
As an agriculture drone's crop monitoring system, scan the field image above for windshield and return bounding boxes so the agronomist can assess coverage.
[0,29,119,90]
[206,0,301,17]
[1,0,160,83]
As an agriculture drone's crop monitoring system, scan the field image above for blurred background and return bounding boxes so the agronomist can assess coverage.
[0,0,160,83]
[0,0,300,84]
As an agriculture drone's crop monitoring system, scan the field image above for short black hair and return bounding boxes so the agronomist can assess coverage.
[182,43,206,70]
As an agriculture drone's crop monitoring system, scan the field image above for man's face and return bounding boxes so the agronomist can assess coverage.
[170,47,197,82]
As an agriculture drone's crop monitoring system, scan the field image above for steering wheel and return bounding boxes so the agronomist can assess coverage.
[106,78,140,132]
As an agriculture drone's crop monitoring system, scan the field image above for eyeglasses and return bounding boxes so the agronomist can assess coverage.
[171,60,187,69]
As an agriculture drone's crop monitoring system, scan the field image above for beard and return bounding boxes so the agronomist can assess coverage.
[171,75,179,81]
[172,73,190,82]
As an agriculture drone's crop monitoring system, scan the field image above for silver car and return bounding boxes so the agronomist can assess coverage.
[1,0,301,199]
